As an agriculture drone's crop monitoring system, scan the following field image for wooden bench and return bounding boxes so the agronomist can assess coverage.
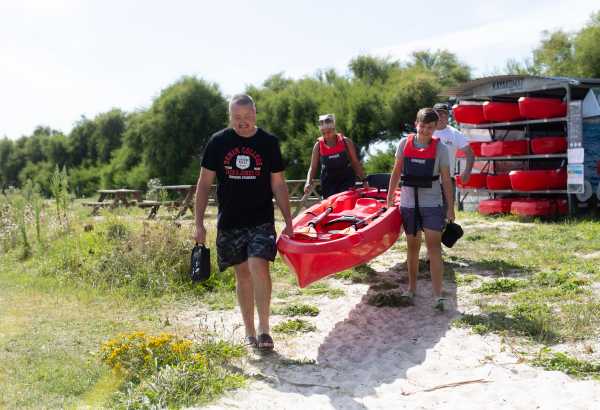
[82,201,114,216]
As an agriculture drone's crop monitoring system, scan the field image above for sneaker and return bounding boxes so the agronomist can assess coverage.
[433,297,448,312]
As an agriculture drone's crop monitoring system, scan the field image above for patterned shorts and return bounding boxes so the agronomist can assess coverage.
[216,223,277,271]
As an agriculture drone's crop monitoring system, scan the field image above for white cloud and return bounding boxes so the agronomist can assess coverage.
[373,1,598,75]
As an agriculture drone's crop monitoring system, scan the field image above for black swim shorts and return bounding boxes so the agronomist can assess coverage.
[216,223,277,271]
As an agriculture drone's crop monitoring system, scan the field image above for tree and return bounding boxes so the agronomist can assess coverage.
[573,11,600,78]
[532,30,575,76]
[386,70,441,133]
[409,49,471,87]
[142,77,228,184]
[90,109,126,164]
[349,55,399,85]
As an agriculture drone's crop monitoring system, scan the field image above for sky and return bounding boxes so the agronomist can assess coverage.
[1,0,599,139]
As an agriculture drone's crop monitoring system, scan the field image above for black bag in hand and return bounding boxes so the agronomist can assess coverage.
[442,221,463,248]
[190,243,211,282]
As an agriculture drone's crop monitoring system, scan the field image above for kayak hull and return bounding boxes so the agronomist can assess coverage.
[453,104,486,124]
[486,174,512,190]
[510,199,568,217]
[479,198,515,215]
[530,136,567,154]
[518,97,567,119]
[509,169,567,191]
[277,188,402,288]
[456,173,488,189]
[481,140,529,157]
[483,101,522,122]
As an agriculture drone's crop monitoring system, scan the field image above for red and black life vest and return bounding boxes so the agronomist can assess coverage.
[401,134,439,188]
[319,134,353,179]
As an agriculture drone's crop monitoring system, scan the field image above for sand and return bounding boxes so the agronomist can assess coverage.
[178,250,600,410]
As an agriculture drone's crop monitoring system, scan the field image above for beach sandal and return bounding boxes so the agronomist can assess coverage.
[257,333,274,351]
[401,290,415,302]
[433,297,448,312]
[244,336,258,348]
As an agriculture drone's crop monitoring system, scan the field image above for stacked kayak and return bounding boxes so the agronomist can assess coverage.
[452,104,486,124]
[509,168,567,191]
[277,187,402,288]
[486,174,512,190]
[511,198,568,217]
[479,198,515,215]
[530,136,567,154]
[483,101,522,122]
[518,97,567,119]
[481,140,529,157]
[456,173,487,189]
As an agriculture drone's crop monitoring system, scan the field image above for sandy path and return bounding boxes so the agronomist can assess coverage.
[177,250,600,410]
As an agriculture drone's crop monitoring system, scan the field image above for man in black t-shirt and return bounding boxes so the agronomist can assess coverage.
[194,94,293,351]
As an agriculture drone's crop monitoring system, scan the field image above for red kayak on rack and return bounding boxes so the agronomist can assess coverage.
[530,136,567,154]
[277,187,402,288]
[509,168,567,191]
[510,198,567,217]
[456,173,487,189]
[518,97,567,119]
[479,198,515,215]
[452,104,487,124]
[486,174,512,190]
[483,101,522,122]
[481,140,529,157]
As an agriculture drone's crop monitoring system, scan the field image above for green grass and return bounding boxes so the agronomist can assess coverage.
[272,319,317,334]
[0,202,246,408]
[455,273,478,286]
[272,303,320,317]
[454,302,559,344]
[335,264,377,283]
[300,282,345,298]
[532,348,600,380]
[472,278,527,294]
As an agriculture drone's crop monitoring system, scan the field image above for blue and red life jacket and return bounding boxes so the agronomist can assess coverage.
[401,134,439,188]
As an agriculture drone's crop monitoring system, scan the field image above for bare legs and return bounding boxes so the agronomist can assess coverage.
[405,228,443,298]
[234,257,272,337]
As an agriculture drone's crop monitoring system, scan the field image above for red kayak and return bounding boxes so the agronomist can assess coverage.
[456,173,487,189]
[510,198,566,217]
[518,97,567,119]
[530,136,567,154]
[479,198,515,215]
[277,187,402,288]
[481,140,528,157]
[509,168,567,191]
[452,104,487,124]
[483,101,522,122]
[486,174,512,190]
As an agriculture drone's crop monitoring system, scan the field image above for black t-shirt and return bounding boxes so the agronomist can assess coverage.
[201,127,284,229]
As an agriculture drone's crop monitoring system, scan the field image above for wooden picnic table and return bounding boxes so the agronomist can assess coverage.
[84,189,142,215]
[139,184,202,220]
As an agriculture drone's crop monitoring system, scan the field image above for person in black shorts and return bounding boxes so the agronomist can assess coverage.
[194,94,293,351]
[303,114,367,198]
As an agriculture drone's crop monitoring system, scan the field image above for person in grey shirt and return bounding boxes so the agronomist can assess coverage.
[387,108,454,311]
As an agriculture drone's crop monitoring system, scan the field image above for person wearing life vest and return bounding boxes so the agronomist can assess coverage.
[304,114,367,198]
[386,108,454,312]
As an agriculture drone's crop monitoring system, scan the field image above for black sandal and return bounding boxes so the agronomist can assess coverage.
[244,336,258,348]
[257,333,274,351]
